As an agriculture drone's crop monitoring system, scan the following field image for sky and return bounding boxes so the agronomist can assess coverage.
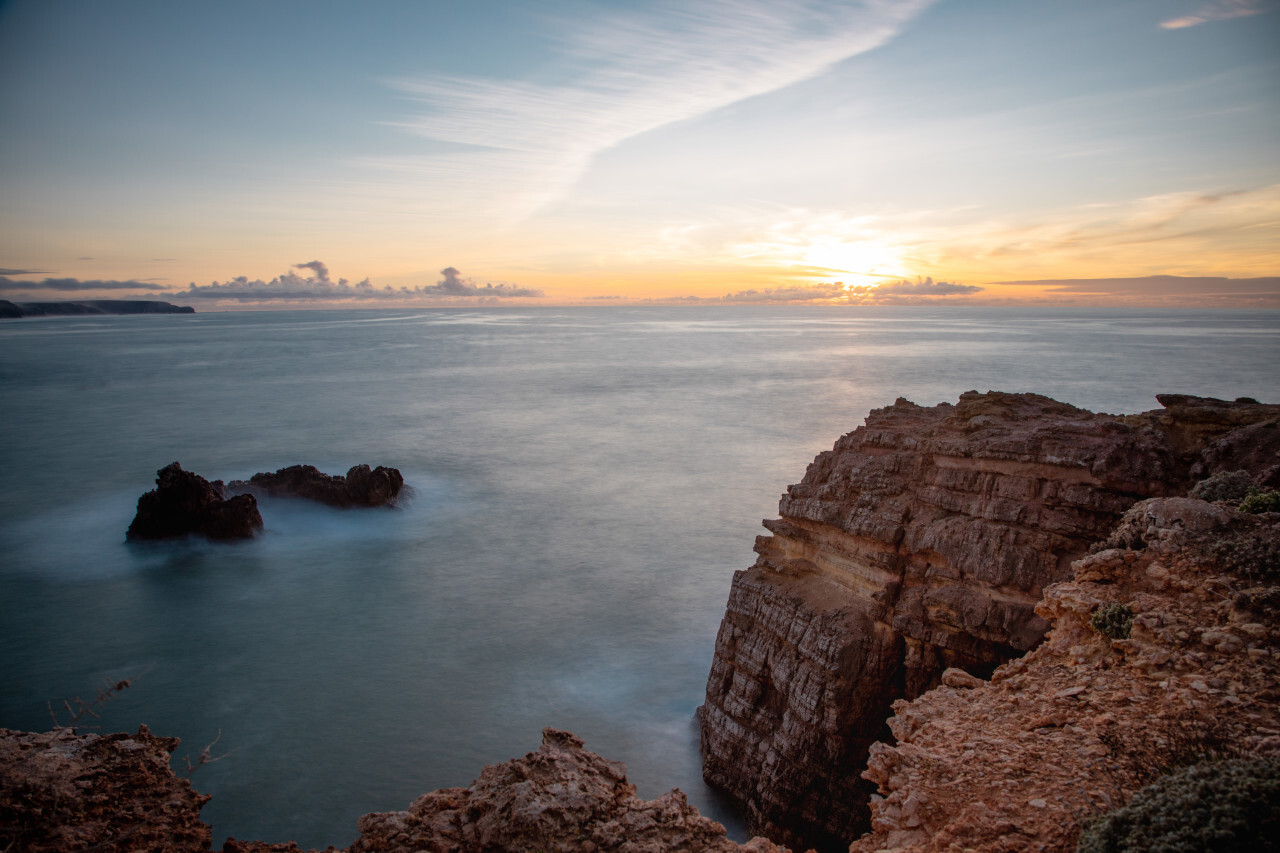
[0,0,1277,308]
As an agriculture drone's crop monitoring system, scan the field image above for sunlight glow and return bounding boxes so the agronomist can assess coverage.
[799,240,912,287]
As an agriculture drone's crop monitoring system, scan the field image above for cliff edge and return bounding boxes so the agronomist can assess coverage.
[699,391,1280,851]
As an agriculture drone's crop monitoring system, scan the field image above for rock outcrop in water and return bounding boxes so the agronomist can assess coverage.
[851,497,1280,852]
[126,462,263,541]
[0,726,784,853]
[699,391,1280,851]
[228,464,404,508]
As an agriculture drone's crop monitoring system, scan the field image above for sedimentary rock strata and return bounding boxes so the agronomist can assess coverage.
[229,464,404,508]
[850,497,1280,852]
[699,391,1280,851]
[126,461,263,541]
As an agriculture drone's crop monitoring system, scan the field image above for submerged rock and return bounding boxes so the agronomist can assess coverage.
[126,461,263,541]
[229,464,404,508]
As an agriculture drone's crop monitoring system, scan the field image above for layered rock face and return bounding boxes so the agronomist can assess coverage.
[127,461,264,541]
[851,497,1280,852]
[699,391,1280,851]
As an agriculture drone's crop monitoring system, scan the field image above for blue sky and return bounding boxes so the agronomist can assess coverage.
[1,0,1277,306]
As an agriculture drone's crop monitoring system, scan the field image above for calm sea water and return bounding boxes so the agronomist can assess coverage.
[2,306,1278,846]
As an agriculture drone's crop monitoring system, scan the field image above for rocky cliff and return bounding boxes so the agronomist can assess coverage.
[699,391,1280,851]
[851,497,1280,852]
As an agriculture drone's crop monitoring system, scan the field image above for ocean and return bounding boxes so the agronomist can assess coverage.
[1,305,1277,847]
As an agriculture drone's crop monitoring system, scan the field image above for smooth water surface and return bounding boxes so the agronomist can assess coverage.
[2,306,1277,846]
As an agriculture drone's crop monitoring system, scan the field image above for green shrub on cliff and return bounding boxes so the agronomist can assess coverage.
[1207,527,1280,582]
[1090,603,1133,640]
[1076,758,1280,853]
[1190,470,1255,502]
[1239,489,1280,514]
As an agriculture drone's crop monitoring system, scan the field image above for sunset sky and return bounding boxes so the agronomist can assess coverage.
[1,0,1277,307]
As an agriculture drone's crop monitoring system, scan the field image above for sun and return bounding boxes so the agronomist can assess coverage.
[799,240,911,287]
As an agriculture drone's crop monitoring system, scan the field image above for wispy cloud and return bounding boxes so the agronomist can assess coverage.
[382,0,935,218]
[0,268,54,276]
[1160,0,1271,28]
[0,276,169,292]
[182,263,542,304]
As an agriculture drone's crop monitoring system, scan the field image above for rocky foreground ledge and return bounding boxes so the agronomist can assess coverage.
[0,727,784,853]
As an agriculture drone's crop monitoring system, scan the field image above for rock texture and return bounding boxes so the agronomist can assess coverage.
[850,497,1280,852]
[0,725,213,852]
[127,461,263,541]
[1,726,784,853]
[229,464,404,508]
[699,391,1280,851]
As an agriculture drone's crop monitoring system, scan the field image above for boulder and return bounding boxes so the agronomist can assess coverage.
[126,462,263,541]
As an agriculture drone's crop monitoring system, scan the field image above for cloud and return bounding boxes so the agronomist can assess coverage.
[868,277,982,296]
[294,260,331,281]
[182,262,542,303]
[659,277,980,304]
[0,276,170,292]
[995,275,1280,302]
[0,268,54,275]
[382,0,935,218]
[1160,0,1270,28]
[420,266,544,298]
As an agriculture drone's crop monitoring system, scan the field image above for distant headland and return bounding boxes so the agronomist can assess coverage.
[0,299,195,317]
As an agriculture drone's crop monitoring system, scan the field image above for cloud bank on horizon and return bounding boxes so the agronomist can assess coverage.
[0,276,169,293]
[661,277,982,304]
[180,262,543,303]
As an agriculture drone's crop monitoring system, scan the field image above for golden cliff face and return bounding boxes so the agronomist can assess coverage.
[699,391,1280,852]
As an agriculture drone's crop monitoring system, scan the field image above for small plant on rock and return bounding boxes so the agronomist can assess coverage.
[1190,470,1255,503]
[1090,603,1133,641]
